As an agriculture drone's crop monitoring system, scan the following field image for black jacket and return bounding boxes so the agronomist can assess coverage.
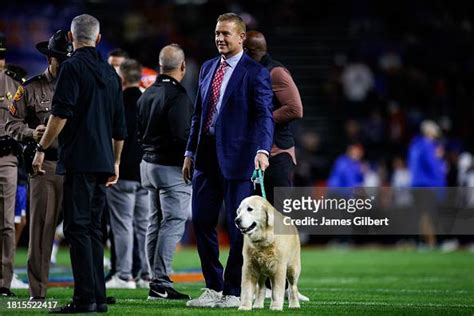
[51,47,127,175]
[137,74,193,166]
[120,87,143,181]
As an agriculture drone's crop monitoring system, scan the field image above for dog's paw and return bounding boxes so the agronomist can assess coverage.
[252,302,264,309]
[238,305,252,311]
[270,304,283,311]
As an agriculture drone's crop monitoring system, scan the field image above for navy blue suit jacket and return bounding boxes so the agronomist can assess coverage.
[186,53,274,180]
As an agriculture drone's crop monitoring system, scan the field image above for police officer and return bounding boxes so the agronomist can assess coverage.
[0,32,23,297]
[6,30,72,300]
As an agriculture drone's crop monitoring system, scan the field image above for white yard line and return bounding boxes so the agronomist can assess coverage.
[302,287,473,294]
[315,301,474,308]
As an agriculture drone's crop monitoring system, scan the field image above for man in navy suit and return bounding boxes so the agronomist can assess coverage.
[183,13,273,308]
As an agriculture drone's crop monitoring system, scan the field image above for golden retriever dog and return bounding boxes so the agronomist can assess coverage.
[235,195,301,311]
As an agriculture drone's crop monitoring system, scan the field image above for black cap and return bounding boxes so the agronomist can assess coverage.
[36,30,72,60]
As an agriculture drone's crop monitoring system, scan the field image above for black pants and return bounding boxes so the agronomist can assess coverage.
[258,153,294,204]
[63,173,107,304]
[101,201,117,277]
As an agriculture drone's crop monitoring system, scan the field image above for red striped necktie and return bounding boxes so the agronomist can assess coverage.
[204,59,228,133]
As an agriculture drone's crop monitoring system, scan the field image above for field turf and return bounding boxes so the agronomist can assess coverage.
[1,247,473,315]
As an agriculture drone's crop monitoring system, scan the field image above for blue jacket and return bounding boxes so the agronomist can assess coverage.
[327,155,363,187]
[186,53,274,180]
[408,136,446,187]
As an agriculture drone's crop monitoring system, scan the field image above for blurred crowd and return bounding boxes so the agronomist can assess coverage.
[295,1,474,190]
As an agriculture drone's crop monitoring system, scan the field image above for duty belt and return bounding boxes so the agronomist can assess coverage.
[0,135,22,158]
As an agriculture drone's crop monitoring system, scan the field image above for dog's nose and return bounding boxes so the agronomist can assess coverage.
[235,218,242,226]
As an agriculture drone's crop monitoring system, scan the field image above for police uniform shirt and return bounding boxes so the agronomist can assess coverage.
[0,68,22,136]
[6,68,57,147]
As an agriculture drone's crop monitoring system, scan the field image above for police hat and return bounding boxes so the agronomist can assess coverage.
[36,30,72,60]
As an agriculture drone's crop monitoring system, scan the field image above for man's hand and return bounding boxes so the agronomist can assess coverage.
[255,152,269,171]
[106,163,120,187]
[32,151,46,176]
[182,156,194,184]
[33,124,46,142]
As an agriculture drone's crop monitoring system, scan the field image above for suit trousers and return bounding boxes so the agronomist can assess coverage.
[63,172,107,304]
[192,136,253,296]
[28,160,63,297]
[0,154,17,289]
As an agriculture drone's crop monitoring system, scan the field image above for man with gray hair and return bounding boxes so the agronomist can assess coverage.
[32,14,126,313]
[70,14,100,46]
[137,44,193,300]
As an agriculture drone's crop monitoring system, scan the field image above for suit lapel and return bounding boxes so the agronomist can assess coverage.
[219,55,248,113]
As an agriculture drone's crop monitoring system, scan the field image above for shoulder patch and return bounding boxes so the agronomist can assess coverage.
[13,85,24,102]
[8,103,17,116]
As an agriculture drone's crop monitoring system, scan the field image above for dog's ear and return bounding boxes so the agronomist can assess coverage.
[264,202,274,228]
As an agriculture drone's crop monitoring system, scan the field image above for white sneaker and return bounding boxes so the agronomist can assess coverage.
[136,278,150,289]
[50,243,58,265]
[186,288,222,307]
[265,288,272,298]
[440,239,459,252]
[265,288,310,302]
[292,290,310,302]
[11,274,28,289]
[215,295,240,308]
[106,275,136,289]
[468,243,474,252]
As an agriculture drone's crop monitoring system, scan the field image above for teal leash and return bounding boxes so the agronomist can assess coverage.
[251,168,266,200]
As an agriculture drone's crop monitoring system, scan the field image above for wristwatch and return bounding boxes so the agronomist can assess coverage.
[36,143,46,153]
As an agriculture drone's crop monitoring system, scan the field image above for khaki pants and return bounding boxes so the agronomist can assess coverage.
[27,160,63,297]
[0,154,17,289]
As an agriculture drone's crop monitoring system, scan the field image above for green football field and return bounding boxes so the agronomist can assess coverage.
[1,247,473,315]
